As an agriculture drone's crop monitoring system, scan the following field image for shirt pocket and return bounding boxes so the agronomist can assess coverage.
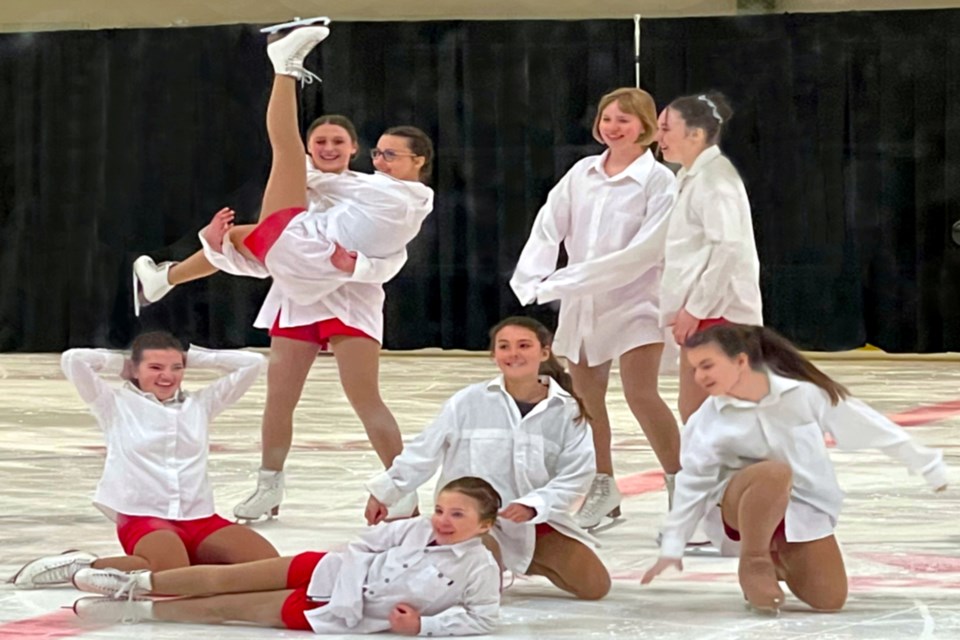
[466,429,515,476]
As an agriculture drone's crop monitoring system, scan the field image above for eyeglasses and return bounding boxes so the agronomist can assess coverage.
[370,148,419,162]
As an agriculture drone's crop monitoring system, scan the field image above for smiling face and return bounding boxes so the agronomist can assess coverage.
[306,123,357,174]
[597,100,645,151]
[686,342,750,397]
[133,348,185,401]
[491,325,550,383]
[656,107,706,168]
[371,134,424,181]
[431,490,493,545]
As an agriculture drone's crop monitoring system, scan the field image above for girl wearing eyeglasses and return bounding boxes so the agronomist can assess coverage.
[130,23,434,523]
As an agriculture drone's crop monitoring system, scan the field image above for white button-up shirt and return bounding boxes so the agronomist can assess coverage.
[659,145,763,328]
[199,159,434,342]
[660,371,949,558]
[60,347,265,521]
[510,150,678,364]
[366,376,597,573]
[305,517,500,636]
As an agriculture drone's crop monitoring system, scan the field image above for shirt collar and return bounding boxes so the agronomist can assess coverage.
[428,535,486,557]
[677,144,722,180]
[713,370,801,411]
[123,381,187,406]
[485,375,571,404]
[587,149,656,186]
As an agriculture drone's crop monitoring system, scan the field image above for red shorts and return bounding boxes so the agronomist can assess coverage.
[696,317,730,332]
[243,207,307,263]
[115,514,233,563]
[281,551,328,631]
[268,314,373,347]
[722,518,787,542]
[535,523,556,538]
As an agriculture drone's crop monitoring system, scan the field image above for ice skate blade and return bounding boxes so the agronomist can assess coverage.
[587,517,626,534]
[234,505,280,524]
[683,542,721,557]
[744,600,782,616]
[260,16,331,34]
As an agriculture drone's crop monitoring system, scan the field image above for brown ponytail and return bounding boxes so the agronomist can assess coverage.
[488,316,592,423]
[685,324,849,405]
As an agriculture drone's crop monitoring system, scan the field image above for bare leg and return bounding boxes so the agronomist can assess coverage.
[260,76,308,221]
[678,346,709,423]
[721,461,792,610]
[619,343,680,474]
[772,534,847,611]
[330,335,403,467]
[567,356,614,475]
[261,337,320,471]
[150,556,294,596]
[153,590,290,627]
[526,531,611,600]
[167,250,218,285]
[193,525,280,564]
[92,530,190,573]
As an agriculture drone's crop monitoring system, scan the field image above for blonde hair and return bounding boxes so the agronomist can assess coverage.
[592,87,658,147]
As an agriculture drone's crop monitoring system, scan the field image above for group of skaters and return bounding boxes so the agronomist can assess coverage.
[9,18,949,635]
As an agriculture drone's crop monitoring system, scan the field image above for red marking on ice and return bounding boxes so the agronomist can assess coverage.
[617,469,665,496]
[888,399,960,427]
[856,552,960,573]
[0,609,99,639]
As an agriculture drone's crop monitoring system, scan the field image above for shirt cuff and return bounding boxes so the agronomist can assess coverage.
[365,472,404,506]
[417,615,442,637]
[924,461,950,490]
[659,534,686,559]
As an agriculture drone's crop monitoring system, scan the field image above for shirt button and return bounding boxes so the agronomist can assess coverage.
[402,564,409,568]
[385,578,390,583]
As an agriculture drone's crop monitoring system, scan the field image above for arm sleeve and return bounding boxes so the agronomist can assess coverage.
[535,182,677,303]
[816,393,949,490]
[512,409,597,524]
[365,399,457,505]
[509,172,573,305]
[418,563,500,637]
[682,188,751,320]
[659,417,723,558]
[198,229,270,279]
[60,349,123,418]
[265,238,409,305]
[187,346,265,420]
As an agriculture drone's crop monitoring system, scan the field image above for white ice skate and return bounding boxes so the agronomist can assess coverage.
[73,596,154,624]
[260,16,331,34]
[9,550,97,588]
[132,255,175,316]
[385,491,420,521]
[73,567,152,599]
[575,474,625,533]
[233,468,284,523]
[266,23,330,84]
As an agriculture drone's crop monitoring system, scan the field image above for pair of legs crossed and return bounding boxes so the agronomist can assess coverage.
[721,460,848,611]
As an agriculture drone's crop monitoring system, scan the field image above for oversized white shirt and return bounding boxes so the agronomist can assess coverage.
[199,159,434,342]
[659,145,763,328]
[366,376,597,574]
[60,347,265,521]
[510,150,677,364]
[660,371,949,558]
[305,517,500,636]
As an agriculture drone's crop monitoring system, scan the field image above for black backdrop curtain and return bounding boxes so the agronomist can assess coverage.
[1,11,958,353]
